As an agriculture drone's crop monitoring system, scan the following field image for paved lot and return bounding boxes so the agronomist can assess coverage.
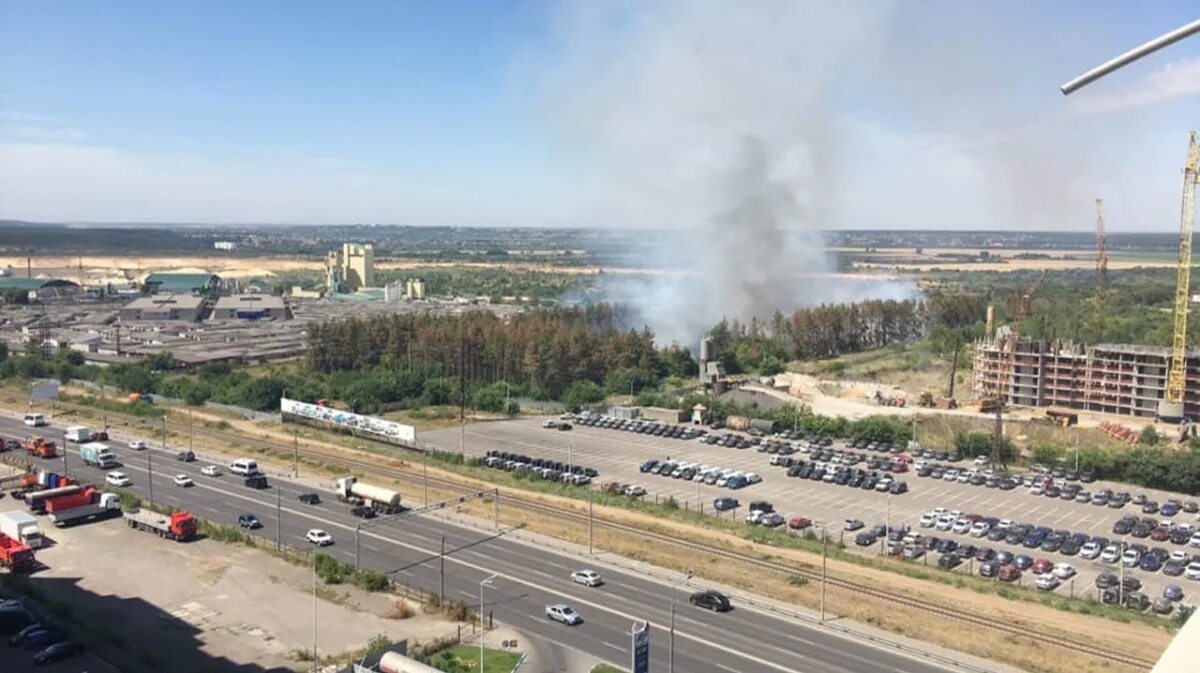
[425,417,1200,612]
[0,468,460,673]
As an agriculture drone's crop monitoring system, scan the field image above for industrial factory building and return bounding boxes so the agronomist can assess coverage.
[120,294,208,322]
[973,332,1200,419]
[326,242,375,293]
[211,294,290,320]
[143,272,220,295]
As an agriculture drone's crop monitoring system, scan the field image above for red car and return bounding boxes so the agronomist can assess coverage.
[1032,558,1054,574]
[788,516,812,530]
[1150,527,1170,542]
[964,513,984,523]
[999,565,1022,582]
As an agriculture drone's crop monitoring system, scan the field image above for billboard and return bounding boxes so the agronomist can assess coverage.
[31,380,59,401]
[280,398,416,445]
[631,621,649,673]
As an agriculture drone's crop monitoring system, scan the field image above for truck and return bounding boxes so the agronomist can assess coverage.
[20,437,57,458]
[0,533,35,572]
[0,510,43,549]
[79,442,118,469]
[47,491,121,527]
[334,476,401,513]
[123,508,197,542]
[24,484,83,514]
[0,471,37,497]
[64,426,92,443]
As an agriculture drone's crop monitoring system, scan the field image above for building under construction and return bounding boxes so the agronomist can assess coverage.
[973,330,1200,419]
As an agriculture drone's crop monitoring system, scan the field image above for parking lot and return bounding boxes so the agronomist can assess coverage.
[425,415,1200,615]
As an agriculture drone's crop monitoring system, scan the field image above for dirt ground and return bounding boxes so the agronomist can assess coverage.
[5,495,460,673]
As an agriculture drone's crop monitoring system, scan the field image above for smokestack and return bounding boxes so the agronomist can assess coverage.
[986,305,995,336]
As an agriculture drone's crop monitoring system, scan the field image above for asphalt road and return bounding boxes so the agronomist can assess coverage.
[1,415,963,673]
[425,417,1200,606]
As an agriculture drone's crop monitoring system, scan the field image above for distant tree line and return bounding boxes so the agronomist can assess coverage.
[706,293,988,373]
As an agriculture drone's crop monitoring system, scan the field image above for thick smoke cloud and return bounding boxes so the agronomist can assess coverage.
[538,2,910,344]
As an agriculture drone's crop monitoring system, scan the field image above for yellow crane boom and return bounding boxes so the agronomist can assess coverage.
[1162,131,1200,421]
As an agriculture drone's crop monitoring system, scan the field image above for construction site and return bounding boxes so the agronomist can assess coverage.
[973,132,1200,424]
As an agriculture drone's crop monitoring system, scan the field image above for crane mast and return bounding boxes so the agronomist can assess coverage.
[1161,131,1200,421]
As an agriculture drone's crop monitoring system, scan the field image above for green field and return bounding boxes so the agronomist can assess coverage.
[424,645,521,673]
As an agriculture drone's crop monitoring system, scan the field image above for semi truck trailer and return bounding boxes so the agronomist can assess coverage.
[24,484,83,514]
[0,510,43,549]
[47,491,121,527]
[123,508,197,542]
[334,476,401,512]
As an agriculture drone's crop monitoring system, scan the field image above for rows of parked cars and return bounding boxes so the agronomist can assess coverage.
[771,456,909,495]
[1112,513,1200,546]
[571,413,704,440]
[0,598,82,666]
[914,465,1021,490]
[483,450,598,485]
[640,459,760,490]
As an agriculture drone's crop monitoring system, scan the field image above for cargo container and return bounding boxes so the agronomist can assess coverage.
[48,492,121,527]
[24,484,83,514]
[79,442,117,469]
[0,511,43,548]
[64,426,92,443]
[123,508,197,541]
[0,533,35,572]
[43,487,99,514]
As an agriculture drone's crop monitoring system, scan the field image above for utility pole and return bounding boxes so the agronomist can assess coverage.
[293,431,299,478]
[588,489,594,554]
[821,525,828,623]
[147,442,155,509]
[355,524,361,569]
[440,534,446,602]
[480,575,497,673]
[188,408,193,453]
[312,553,318,673]
[423,450,429,506]
[276,485,282,550]
[60,428,67,476]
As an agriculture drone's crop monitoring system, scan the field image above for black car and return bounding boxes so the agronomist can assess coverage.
[9,622,46,646]
[937,553,962,569]
[689,590,731,612]
[298,493,321,505]
[1095,572,1118,589]
[32,640,80,666]
[979,561,999,577]
[855,531,877,546]
[237,513,262,529]
[176,450,196,462]
[350,505,376,519]
[245,474,269,489]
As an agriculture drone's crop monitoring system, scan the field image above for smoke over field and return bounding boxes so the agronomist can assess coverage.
[538,2,909,343]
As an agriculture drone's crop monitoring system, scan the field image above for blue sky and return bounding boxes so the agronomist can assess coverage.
[1,1,1198,230]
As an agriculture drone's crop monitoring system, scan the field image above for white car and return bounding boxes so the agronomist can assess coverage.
[969,522,990,538]
[1100,544,1122,563]
[919,512,937,528]
[306,529,333,546]
[935,515,956,531]
[624,485,646,497]
[1080,542,1101,560]
[571,570,603,587]
[1186,562,1200,580]
[931,507,948,517]
[1052,563,1076,580]
[1122,549,1142,567]
[996,519,1013,531]
[1030,484,1046,496]
[128,439,149,450]
[105,471,131,487]
[546,604,583,625]
[745,473,762,484]
[746,510,766,524]
[951,519,972,534]
[973,456,989,466]
[1171,550,1192,563]
[173,474,194,487]
[1035,574,1060,591]
[1190,531,1200,548]
[200,465,222,477]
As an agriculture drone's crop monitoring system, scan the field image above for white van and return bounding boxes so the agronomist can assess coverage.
[23,413,46,427]
[230,458,259,476]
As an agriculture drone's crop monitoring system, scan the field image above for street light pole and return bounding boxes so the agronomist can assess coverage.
[480,574,496,673]
[670,571,692,673]
[293,431,299,478]
[355,524,361,569]
[188,408,193,453]
[312,553,318,673]
[61,428,67,476]
[276,485,282,550]
[147,443,154,509]
[821,525,828,623]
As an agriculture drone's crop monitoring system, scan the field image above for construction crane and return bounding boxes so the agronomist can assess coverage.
[1159,131,1200,423]
[1095,198,1108,288]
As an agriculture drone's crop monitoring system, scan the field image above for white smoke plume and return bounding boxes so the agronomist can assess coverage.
[536,2,909,344]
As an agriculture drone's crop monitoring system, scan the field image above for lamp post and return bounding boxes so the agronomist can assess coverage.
[312,552,318,673]
[669,570,693,673]
[480,574,497,673]
[820,523,828,623]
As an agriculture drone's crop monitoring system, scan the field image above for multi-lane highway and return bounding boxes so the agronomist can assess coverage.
[2,414,974,673]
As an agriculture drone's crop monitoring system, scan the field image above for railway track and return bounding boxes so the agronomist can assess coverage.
[60,401,1159,669]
